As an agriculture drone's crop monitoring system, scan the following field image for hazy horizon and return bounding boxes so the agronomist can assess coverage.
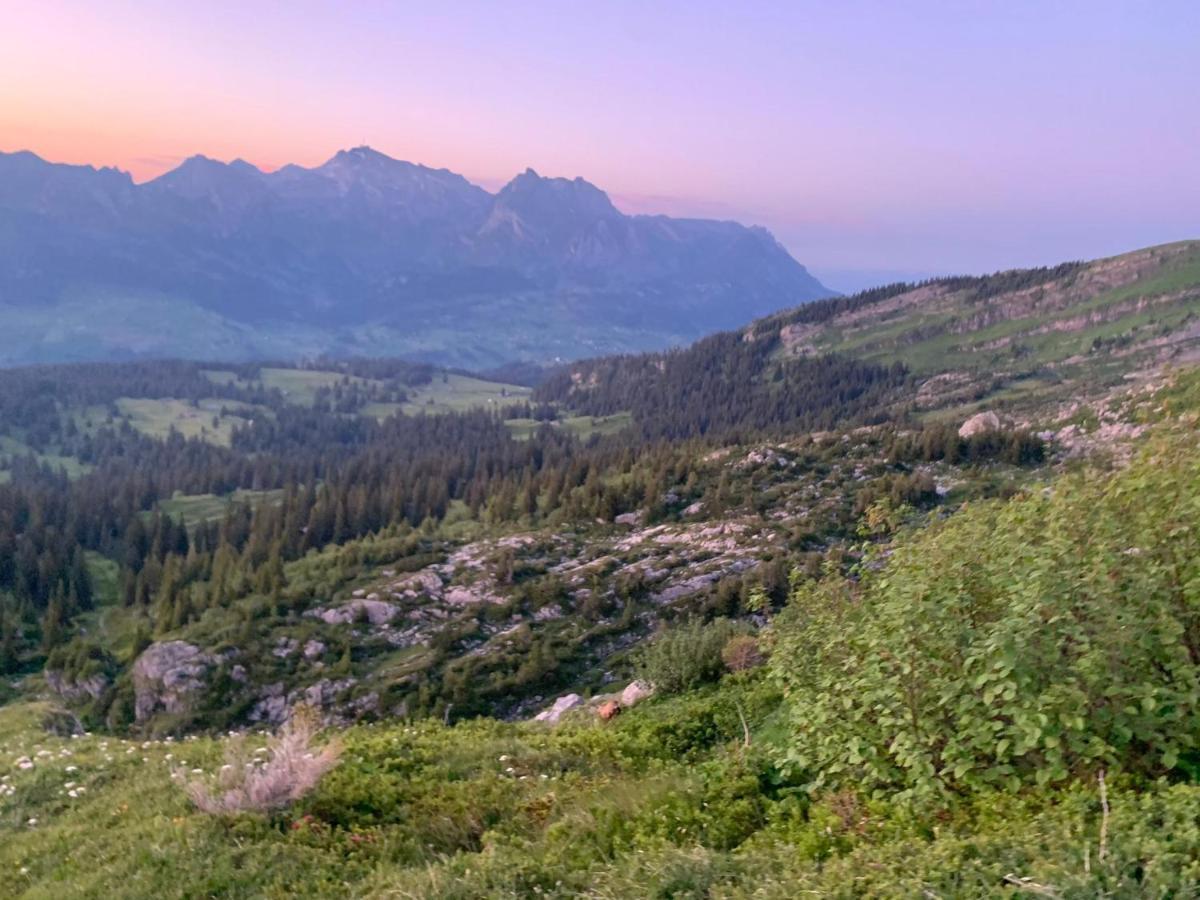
[3,0,1197,286]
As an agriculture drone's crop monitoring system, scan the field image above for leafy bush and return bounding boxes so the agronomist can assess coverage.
[772,431,1200,798]
[634,619,746,695]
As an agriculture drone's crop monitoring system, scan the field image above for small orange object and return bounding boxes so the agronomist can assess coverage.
[597,700,621,721]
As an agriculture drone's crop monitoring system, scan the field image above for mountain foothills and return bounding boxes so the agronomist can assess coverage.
[0,147,831,368]
[1,239,1200,896]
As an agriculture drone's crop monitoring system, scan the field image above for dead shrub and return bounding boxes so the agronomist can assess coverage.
[721,634,766,672]
[181,704,341,814]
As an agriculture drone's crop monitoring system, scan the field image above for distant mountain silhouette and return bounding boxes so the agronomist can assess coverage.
[0,147,833,367]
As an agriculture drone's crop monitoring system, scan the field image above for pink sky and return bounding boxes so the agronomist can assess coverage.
[2,1,1197,287]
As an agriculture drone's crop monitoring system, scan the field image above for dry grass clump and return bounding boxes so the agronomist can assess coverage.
[182,705,341,814]
[721,634,766,673]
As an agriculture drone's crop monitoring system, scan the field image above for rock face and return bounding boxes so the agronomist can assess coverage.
[131,641,213,722]
[249,677,373,726]
[44,670,110,705]
[533,693,583,724]
[959,411,1003,438]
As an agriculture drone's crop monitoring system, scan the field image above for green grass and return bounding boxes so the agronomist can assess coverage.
[83,553,120,608]
[257,368,375,406]
[203,367,378,407]
[402,373,530,415]
[506,411,633,440]
[806,241,1200,381]
[199,369,241,386]
[0,435,92,481]
[4,674,1200,898]
[560,412,633,439]
[113,398,259,447]
[203,369,530,419]
[158,489,284,525]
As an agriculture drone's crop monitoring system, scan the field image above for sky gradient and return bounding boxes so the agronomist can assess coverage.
[2,1,1197,290]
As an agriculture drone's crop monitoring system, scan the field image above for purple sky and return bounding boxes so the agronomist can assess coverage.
[2,1,1197,290]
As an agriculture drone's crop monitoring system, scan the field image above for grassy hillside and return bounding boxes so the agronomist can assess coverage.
[3,243,1200,896]
[541,241,1200,433]
[5,412,1200,897]
[766,240,1200,412]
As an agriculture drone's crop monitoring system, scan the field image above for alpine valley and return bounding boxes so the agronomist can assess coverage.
[2,235,1200,895]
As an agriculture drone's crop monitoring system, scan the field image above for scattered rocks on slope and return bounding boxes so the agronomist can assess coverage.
[533,680,656,726]
[314,598,399,626]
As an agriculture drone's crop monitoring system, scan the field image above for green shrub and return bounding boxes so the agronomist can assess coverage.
[634,619,746,695]
[772,431,1200,798]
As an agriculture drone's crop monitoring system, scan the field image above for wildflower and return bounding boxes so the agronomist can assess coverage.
[26,818,37,826]
[65,765,78,772]
[68,789,78,798]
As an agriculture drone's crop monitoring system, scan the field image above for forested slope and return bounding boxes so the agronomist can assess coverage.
[2,381,1198,897]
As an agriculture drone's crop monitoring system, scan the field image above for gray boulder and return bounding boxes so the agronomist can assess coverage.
[959,411,1002,438]
[533,693,583,724]
[131,641,213,722]
[620,680,655,708]
[317,598,398,626]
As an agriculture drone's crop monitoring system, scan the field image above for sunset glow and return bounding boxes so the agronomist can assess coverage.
[2,0,1197,286]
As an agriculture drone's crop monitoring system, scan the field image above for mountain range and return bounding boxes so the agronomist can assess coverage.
[0,147,832,367]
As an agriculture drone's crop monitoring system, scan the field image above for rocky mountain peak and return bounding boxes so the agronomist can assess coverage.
[494,168,620,222]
